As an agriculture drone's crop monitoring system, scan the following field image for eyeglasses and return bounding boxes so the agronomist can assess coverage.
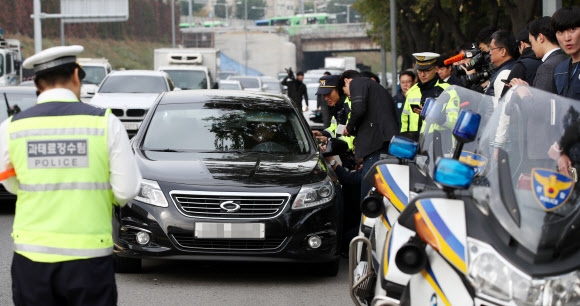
[488,46,504,52]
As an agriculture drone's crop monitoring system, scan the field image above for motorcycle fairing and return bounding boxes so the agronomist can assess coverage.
[530,168,574,211]
[416,198,468,273]
[382,221,414,289]
[409,247,473,306]
[376,164,410,212]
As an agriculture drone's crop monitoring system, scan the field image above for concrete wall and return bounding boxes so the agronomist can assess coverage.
[215,31,296,78]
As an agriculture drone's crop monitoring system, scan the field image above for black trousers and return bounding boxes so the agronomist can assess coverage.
[11,252,118,306]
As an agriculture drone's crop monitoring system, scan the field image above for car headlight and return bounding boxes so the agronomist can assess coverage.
[292,176,334,210]
[134,179,169,207]
[468,238,580,305]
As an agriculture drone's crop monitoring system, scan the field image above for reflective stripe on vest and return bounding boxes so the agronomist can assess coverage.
[10,127,105,139]
[18,182,112,192]
[14,243,113,257]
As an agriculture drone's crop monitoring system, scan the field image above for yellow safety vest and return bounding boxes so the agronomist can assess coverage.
[8,99,115,263]
[400,81,451,133]
[325,97,355,150]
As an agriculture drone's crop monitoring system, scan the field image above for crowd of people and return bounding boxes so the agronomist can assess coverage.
[287,5,580,256]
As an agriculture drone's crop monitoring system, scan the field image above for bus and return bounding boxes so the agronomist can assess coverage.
[256,13,337,27]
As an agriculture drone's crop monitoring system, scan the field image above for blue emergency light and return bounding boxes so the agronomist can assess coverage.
[433,158,474,189]
[389,136,418,160]
[453,110,481,143]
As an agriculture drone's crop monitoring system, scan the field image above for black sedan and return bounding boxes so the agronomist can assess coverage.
[114,90,343,276]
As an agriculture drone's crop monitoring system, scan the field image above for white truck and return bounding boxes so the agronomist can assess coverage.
[153,48,220,90]
[0,29,22,86]
[77,57,112,102]
[324,56,356,71]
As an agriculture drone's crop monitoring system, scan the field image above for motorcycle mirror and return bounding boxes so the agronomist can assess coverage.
[420,97,435,120]
[452,109,481,144]
[389,136,418,160]
[360,188,385,218]
[433,158,474,189]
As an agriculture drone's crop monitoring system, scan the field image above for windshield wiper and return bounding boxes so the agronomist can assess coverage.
[146,148,186,152]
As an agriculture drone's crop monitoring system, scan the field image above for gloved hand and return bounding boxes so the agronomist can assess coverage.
[285,67,294,79]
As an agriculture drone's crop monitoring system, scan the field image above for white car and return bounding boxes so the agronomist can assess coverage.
[78,58,112,103]
[304,83,324,130]
[260,76,283,94]
[218,79,243,90]
[88,70,176,137]
[227,76,265,92]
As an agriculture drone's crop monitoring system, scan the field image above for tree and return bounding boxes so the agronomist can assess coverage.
[354,0,546,70]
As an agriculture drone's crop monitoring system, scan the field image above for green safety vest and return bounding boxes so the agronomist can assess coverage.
[325,97,355,150]
[8,100,115,263]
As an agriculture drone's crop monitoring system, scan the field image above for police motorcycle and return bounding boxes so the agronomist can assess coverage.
[395,85,580,305]
[349,86,495,306]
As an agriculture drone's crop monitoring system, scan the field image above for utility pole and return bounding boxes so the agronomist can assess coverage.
[390,0,397,94]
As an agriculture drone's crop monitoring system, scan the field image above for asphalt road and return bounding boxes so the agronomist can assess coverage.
[0,202,352,306]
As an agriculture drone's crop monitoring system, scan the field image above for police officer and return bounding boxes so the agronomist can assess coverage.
[313,74,355,157]
[0,45,141,305]
[400,52,452,141]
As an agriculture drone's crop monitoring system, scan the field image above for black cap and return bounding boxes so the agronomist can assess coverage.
[516,28,530,44]
[316,75,340,95]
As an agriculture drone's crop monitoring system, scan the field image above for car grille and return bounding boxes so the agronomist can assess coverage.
[170,191,291,219]
[171,233,286,251]
[126,109,146,117]
[111,109,124,116]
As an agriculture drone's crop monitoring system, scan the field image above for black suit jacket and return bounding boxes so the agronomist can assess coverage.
[533,49,569,94]
[346,77,399,159]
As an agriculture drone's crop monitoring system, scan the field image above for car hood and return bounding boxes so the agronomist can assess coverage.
[89,93,160,109]
[136,150,326,187]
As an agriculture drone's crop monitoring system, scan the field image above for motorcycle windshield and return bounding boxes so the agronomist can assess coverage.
[474,85,580,255]
[418,85,494,177]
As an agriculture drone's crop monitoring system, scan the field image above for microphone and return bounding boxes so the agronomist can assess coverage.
[443,53,465,66]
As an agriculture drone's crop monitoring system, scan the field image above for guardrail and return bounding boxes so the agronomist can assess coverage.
[180,23,370,37]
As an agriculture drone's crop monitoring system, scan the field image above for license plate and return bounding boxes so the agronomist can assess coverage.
[194,222,265,239]
[123,122,140,130]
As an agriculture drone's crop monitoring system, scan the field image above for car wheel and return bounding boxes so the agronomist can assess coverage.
[316,258,340,277]
[114,255,142,273]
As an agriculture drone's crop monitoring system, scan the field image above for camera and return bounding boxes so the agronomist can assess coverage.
[454,49,493,88]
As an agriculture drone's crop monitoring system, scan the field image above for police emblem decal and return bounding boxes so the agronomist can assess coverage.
[531,168,574,211]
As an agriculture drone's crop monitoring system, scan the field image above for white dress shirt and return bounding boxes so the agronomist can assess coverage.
[0,88,141,206]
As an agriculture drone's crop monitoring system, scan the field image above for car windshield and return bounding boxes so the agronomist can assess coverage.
[98,75,168,93]
[230,77,259,89]
[163,70,207,90]
[142,102,312,154]
[262,81,281,93]
[81,66,107,85]
[219,82,240,90]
